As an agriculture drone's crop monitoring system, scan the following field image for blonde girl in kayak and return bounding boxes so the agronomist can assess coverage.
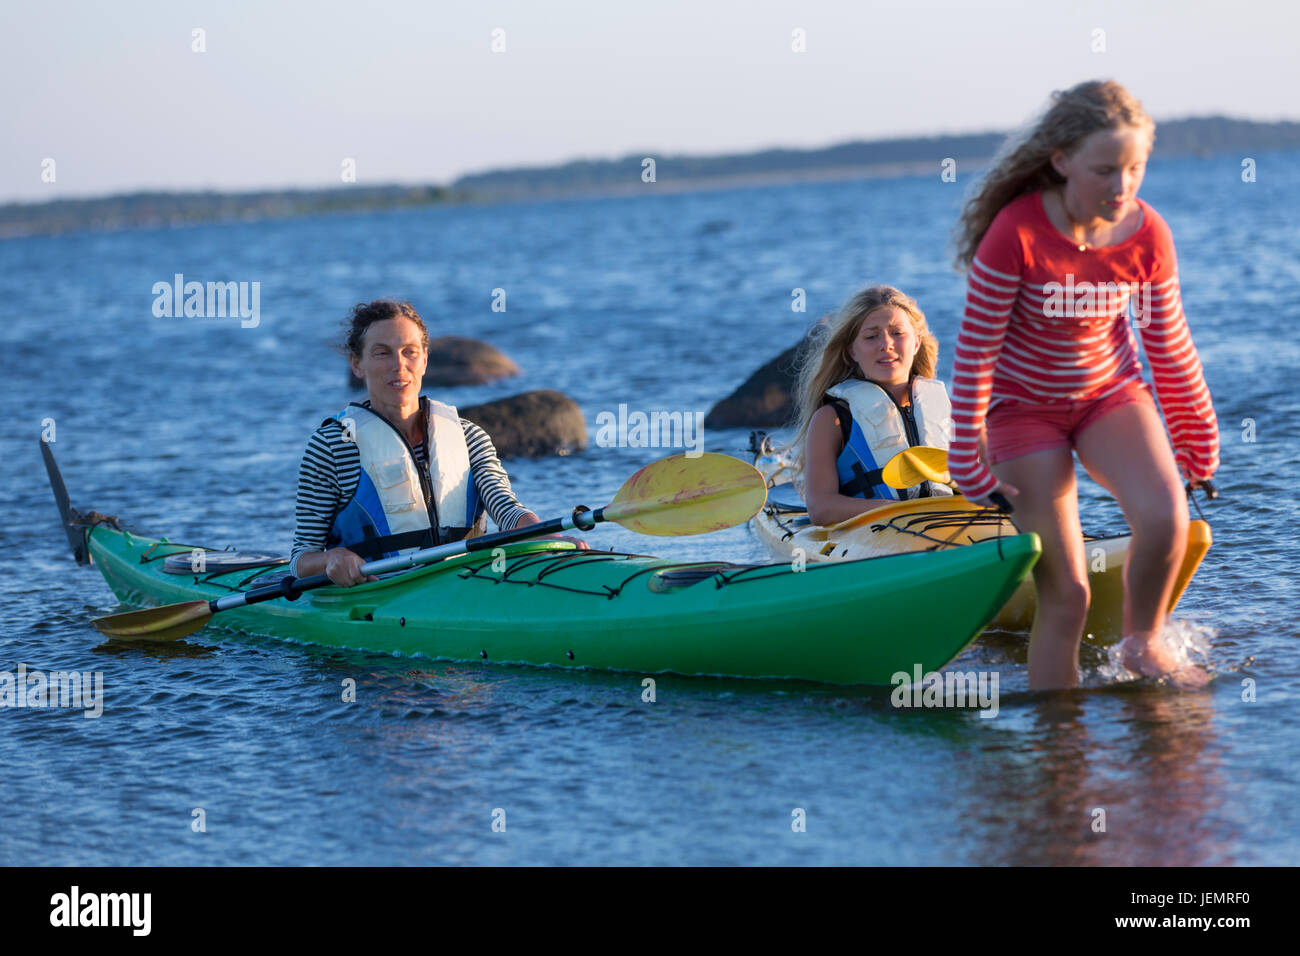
[291,299,584,588]
[949,80,1219,689]
[791,285,953,528]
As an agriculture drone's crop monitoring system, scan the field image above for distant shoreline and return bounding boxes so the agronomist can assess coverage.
[3,116,1296,240]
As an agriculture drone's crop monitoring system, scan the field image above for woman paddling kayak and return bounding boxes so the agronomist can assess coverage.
[291,299,585,587]
[790,285,953,527]
[949,80,1219,689]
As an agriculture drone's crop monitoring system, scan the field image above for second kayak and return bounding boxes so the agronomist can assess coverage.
[749,436,1211,642]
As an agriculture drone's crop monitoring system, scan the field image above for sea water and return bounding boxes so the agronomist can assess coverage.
[2,151,1297,864]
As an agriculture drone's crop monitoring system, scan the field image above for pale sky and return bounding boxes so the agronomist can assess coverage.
[3,0,1297,203]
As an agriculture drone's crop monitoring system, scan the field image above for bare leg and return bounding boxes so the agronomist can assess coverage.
[992,448,1089,690]
[1075,402,1206,687]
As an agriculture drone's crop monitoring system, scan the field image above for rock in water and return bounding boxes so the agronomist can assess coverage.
[348,336,520,388]
[704,340,804,429]
[460,390,587,459]
[705,317,834,429]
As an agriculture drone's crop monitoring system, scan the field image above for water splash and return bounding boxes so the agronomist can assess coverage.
[1094,618,1217,686]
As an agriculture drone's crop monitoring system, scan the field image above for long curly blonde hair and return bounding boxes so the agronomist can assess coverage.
[953,80,1154,270]
[788,285,937,469]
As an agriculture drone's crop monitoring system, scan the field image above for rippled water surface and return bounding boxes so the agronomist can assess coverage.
[2,152,1298,864]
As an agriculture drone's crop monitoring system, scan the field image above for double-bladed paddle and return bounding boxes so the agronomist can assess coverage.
[89,452,767,642]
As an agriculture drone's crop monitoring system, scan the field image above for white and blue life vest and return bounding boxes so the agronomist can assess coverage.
[327,399,484,559]
[825,377,953,501]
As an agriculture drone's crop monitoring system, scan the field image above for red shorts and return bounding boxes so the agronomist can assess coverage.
[985,380,1157,465]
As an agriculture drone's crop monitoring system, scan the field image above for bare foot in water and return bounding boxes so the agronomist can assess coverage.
[1118,635,1211,689]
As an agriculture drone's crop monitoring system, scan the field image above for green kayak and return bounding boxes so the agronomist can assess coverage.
[83,523,1040,685]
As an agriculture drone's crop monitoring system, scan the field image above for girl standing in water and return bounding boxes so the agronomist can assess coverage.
[949,80,1219,689]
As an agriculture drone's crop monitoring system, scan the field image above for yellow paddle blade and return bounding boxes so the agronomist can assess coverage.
[91,600,213,642]
[1168,519,1212,612]
[881,446,951,489]
[601,452,767,536]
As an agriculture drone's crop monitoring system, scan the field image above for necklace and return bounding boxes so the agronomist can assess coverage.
[1056,190,1092,251]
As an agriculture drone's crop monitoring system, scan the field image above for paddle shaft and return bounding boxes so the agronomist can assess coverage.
[970,482,1211,520]
[208,507,600,613]
[211,507,599,613]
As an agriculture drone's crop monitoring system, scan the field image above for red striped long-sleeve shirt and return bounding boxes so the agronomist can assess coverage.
[949,191,1219,499]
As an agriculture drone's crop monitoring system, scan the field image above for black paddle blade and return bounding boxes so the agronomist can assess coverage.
[40,440,90,564]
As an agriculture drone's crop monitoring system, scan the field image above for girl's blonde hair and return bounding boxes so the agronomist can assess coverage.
[953,79,1154,270]
[788,285,937,468]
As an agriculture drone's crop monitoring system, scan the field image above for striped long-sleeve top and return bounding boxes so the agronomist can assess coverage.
[290,403,531,574]
[949,191,1219,499]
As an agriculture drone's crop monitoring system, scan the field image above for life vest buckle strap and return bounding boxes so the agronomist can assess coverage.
[838,462,885,499]
[348,527,437,560]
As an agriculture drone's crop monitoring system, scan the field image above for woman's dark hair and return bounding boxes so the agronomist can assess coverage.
[341,300,430,357]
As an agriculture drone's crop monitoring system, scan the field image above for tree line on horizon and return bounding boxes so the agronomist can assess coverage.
[3,117,1296,238]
